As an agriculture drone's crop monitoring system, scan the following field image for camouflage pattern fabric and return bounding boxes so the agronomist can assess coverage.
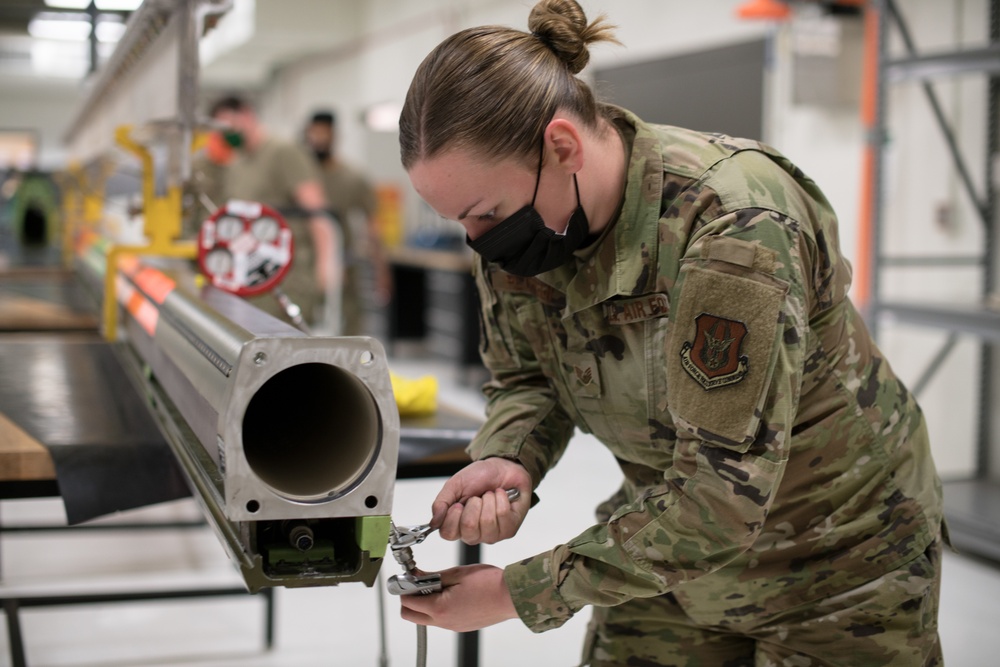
[468,107,943,661]
[582,539,941,666]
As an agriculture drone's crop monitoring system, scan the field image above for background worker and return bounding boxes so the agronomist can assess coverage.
[304,110,390,335]
[396,1,945,665]
[209,95,337,327]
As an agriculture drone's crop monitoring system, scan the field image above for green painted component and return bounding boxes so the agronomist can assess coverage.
[355,515,391,559]
[11,174,60,245]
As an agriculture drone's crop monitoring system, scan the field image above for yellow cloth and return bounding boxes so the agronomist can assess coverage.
[389,372,438,417]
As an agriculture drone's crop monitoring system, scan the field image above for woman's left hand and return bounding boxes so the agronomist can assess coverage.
[399,564,518,632]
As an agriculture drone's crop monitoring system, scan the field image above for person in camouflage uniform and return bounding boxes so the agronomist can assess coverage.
[209,96,336,327]
[398,1,945,665]
[304,110,390,335]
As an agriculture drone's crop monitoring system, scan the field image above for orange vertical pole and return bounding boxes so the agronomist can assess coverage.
[855,0,880,310]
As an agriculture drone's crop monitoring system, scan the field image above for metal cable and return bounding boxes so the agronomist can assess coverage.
[416,624,427,667]
[374,563,429,667]
[376,570,389,667]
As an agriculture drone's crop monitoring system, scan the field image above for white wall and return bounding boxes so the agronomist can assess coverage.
[0,77,80,171]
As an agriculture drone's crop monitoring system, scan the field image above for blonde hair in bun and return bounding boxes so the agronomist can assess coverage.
[400,0,619,170]
[528,0,618,75]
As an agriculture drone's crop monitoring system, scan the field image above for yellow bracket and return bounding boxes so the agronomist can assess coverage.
[101,125,197,341]
[60,161,112,267]
[191,129,209,155]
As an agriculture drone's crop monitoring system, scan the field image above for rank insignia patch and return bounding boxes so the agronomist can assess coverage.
[680,313,749,390]
[565,351,601,398]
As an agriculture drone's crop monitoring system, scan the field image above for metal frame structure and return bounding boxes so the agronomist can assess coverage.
[871,0,1000,559]
[1,572,273,667]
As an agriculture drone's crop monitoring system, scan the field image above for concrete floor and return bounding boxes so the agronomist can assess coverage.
[0,358,995,667]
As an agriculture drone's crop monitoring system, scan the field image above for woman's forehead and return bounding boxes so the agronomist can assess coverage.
[412,150,521,192]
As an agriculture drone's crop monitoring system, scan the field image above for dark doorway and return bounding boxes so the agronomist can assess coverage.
[22,205,47,245]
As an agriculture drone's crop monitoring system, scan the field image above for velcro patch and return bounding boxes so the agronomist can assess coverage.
[702,235,778,274]
[667,263,788,447]
[603,293,669,325]
[703,236,756,268]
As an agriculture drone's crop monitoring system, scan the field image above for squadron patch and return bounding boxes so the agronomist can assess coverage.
[680,313,749,390]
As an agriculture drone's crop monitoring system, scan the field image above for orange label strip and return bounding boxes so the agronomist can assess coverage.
[113,256,177,329]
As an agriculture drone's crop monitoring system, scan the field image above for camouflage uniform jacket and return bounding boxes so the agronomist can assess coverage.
[471,108,943,632]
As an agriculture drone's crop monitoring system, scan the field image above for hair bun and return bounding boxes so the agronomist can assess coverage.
[527,0,618,75]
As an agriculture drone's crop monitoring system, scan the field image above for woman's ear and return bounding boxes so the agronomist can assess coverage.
[543,117,584,174]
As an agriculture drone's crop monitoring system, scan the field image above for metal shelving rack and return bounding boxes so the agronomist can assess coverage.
[871,0,1000,559]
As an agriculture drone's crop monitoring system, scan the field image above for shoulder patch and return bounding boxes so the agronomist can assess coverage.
[680,313,749,389]
[666,262,788,447]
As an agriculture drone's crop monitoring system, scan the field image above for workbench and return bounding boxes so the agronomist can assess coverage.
[386,247,485,385]
[0,267,97,334]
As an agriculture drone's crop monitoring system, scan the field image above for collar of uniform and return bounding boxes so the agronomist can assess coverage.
[534,107,664,317]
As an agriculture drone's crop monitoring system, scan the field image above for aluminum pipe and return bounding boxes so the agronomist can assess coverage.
[79,245,398,591]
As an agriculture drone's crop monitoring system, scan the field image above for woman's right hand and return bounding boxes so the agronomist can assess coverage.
[430,458,532,545]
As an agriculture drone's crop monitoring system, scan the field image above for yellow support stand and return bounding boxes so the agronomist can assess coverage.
[59,161,111,267]
[101,125,198,341]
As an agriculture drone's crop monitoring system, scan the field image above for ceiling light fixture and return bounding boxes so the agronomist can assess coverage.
[28,13,92,42]
[95,0,145,10]
[95,16,127,43]
[43,0,92,9]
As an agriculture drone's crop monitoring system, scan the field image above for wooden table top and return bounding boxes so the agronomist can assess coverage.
[0,268,98,332]
[0,412,56,482]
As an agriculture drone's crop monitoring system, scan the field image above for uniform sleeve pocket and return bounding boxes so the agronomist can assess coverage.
[666,262,788,448]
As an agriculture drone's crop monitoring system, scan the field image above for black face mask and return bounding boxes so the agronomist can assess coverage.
[467,148,590,277]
